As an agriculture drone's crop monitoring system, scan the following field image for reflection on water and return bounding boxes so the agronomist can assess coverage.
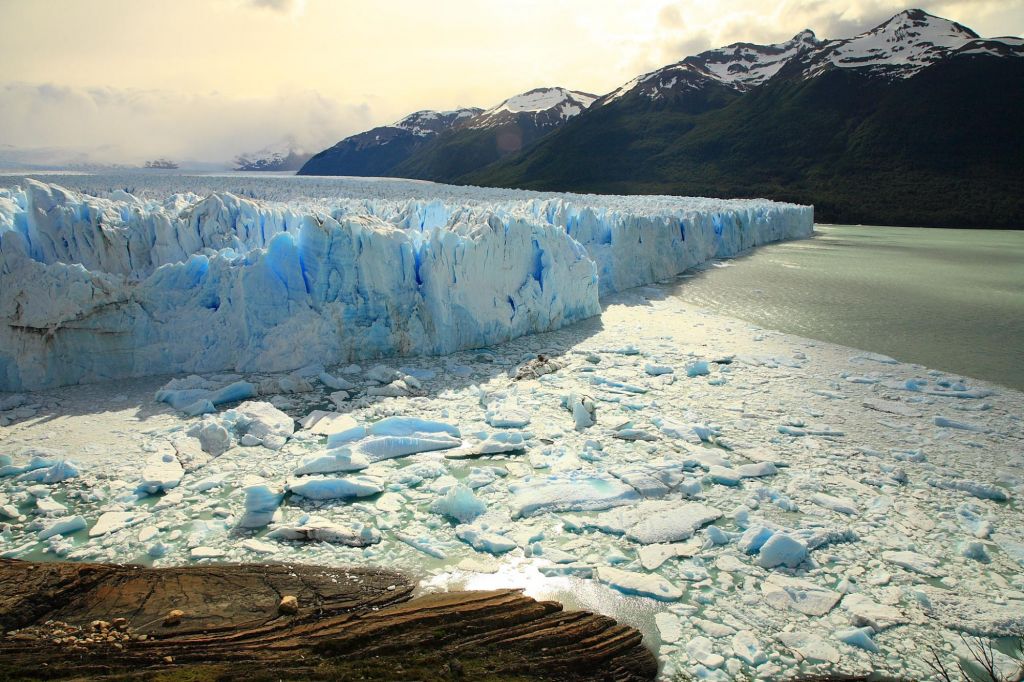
[673,224,1024,391]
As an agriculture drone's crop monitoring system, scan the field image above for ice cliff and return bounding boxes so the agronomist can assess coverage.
[0,176,812,390]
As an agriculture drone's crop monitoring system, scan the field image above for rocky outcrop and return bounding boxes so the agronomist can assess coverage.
[0,559,656,680]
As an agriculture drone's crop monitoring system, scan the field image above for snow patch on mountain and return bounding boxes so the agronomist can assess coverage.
[471,88,598,128]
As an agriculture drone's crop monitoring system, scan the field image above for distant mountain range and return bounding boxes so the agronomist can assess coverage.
[299,9,1023,228]
[234,139,312,172]
[299,88,599,179]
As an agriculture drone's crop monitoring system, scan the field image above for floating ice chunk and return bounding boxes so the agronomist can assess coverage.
[89,511,136,537]
[590,376,647,394]
[189,421,232,456]
[737,525,775,554]
[735,462,777,478]
[842,593,907,630]
[654,612,683,643]
[238,483,284,528]
[731,630,767,665]
[835,627,879,653]
[356,433,462,462]
[956,503,993,538]
[645,364,674,376]
[510,472,640,518]
[455,524,516,554]
[992,534,1024,566]
[299,411,359,438]
[446,431,528,458]
[538,563,593,578]
[761,575,841,616]
[882,550,943,577]
[915,585,1024,636]
[776,631,840,664]
[240,539,279,555]
[686,360,710,377]
[811,492,859,515]
[155,380,258,412]
[431,484,486,523]
[638,540,702,570]
[288,475,384,500]
[395,532,447,559]
[693,618,736,638]
[707,466,741,487]
[190,546,226,560]
[38,515,87,540]
[562,392,596,430]
[369,416,460,438]
[686,635,724,668]
[318,371,355,391]
[36,460,80,484]
[934,415,989,432]
[228,401,295,450]
[597,566,682,601]
[325,422,368,447]
[137,453,184,495]
[35,496,67,514]
[294,449,370,475]
[626,502,722,545]
[928,478,1008,502]
[485,401,531,428]
[267,519,381,546]
[757,533,808,569]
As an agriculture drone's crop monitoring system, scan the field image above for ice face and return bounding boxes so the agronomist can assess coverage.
[0,175,812,390]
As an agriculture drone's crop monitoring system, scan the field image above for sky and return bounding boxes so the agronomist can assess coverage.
[0,0,1021,166]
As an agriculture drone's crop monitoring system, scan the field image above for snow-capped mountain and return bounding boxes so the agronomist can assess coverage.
[601,9,1022,104]
[470,87,598,129]
[796,9,1023,79]
[299,107,481,176]
[604,30,823,103]
[299,90,596,179]
[234,139,312,172]
[392,108,481,136]
[466,9,1023,229]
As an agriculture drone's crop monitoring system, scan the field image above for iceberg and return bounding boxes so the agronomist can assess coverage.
[0,177,811,390]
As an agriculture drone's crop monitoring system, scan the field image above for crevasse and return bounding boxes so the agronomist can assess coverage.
[0,177,812,390]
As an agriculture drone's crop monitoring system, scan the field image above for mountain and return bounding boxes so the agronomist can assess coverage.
[297,108,482,177]
[388,87,598,182]
[234,139,312,172]
[466,10,1023,228]
[298,88,597,180]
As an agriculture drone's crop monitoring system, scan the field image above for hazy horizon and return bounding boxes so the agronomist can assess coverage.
[2,0,1022,167]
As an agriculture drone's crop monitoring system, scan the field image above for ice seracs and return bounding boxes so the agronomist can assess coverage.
[0,176,811,391]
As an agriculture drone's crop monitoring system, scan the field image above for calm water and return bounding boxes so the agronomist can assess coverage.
[674,224,1024,391]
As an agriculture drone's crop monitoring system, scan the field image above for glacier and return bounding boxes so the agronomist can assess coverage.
[0,173,811,390]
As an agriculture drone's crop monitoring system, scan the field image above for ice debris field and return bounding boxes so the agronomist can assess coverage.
[1,175,1022,681]
[0,173,810,391]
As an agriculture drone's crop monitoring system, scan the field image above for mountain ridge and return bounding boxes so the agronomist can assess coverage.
[298,9,1022,227]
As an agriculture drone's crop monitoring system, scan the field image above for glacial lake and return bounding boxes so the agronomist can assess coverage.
[675,224,1024,391]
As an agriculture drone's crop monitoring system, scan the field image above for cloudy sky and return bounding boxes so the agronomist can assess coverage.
[1,0,1021,165]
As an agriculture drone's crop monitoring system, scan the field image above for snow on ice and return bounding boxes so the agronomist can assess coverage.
[0,173,1021,682]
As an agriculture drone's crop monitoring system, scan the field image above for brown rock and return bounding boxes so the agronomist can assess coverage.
[162,609,184,627]
[278,595,298,615]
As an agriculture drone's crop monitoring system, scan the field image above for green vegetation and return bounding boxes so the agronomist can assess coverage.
[465,58,1024,229]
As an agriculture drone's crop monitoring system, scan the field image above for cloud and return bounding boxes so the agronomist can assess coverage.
[244,0,306,14]
[628,0,1024,73]
[0,83,372,166]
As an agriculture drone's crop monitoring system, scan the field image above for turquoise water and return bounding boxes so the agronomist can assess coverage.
[674,224,1024,391]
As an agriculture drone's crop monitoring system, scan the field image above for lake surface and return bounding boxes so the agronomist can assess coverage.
[674,224,1024,391]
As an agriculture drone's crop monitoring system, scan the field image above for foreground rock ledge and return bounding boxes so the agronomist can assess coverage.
[0,558,656,681]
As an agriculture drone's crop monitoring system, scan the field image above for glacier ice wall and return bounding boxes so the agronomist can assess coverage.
[0,175,812,390]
